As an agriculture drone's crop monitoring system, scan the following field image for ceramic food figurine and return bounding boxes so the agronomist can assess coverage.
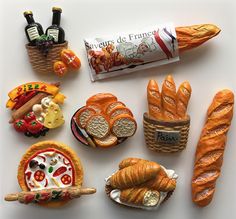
[191,89,234,207]
[84,23,220,81]
[6,82,66,137]
[105,158,177,210]
[143,75,191,152]
[4,141,96,207]
[24,7,81,76]
[71,93,137,148]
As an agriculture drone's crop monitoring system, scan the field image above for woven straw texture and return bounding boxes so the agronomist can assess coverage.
[105,184,173,209]
[26,41,68,74]
[143,112,190,153]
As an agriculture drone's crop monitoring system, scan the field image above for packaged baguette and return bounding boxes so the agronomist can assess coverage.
[84,23,220,81]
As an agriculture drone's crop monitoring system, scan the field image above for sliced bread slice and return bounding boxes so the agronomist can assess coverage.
[85,114,110,139]
[110,115,137,138]
[94,134,118,148]
[76,107,96,128]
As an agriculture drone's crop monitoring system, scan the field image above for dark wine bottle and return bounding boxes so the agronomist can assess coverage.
[46,7,65,44]
[23,11,44,46]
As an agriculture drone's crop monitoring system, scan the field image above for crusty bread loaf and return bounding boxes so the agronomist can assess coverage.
[192,89,234,207]
[110,114,137,138]
[94,134,118,148]
[147,79,162,119]
[86,114,110,139]
[176,81,192,119]
[76,106,96,128]
[161,75,177,120]
[110,161,160,189]
[86,93,117,108]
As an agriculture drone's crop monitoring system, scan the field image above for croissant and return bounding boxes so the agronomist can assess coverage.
[142,167,176,192]
[119,158,147,169]
[120,187,160,206]
[110,161,160,189]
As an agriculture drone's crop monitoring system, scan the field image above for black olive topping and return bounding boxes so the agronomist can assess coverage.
[29,160,38,168]
[39,163,46,169]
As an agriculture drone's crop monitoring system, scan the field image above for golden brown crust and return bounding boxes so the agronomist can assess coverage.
[104,101,126,114]
[176,24,221,52]
[119,158,147,169]
[108,106,133,119]
[161,75,177,120]
[93,134,118,148]
[17,140,83,207]
[176,81,192,119]
[120,187,149,205]
[86,93,117,108]
[110,162,160,189]
[147,79,162,119]
[192,89,234,207]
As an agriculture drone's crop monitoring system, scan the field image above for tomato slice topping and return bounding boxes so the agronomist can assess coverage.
[61,174,71,185]
[34,170,45,182]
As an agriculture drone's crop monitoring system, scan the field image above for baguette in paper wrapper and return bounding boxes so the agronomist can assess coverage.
[84,23,220,81]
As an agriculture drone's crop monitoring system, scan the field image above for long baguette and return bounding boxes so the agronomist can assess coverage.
[147,79,162,119]
[191,89,234,207]
[161,75,177,120]
[176,24,221,52]
[176,81,192,119]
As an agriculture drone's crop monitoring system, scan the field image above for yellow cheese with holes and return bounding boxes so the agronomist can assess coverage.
[43,102,64,129]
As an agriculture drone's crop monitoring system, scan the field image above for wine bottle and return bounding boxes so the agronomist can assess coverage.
[46,7,65,44]
[23,11,44,46]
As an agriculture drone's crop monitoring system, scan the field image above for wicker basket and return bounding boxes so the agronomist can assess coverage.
[143,112,190,153]
[25,41,68,74]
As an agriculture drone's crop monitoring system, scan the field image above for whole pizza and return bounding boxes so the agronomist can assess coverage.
[17,141,83,207]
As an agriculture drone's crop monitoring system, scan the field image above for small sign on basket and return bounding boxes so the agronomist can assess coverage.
[155,129,180,145]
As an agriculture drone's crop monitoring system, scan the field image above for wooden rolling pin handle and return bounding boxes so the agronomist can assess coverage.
[4,194,19,201]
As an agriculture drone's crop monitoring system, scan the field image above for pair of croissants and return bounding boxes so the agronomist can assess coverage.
[147,75,192,120]
[108,158,176,207]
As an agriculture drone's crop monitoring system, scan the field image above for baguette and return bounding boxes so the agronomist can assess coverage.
[110,161,160,189]
[161,75,177,120]
[176,81,192,119]
[192,89,234,207]
[176,24,221,52]
[120,187,160,206]
[147,79,162,119]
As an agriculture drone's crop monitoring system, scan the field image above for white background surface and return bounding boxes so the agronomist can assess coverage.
[0,0,236,219]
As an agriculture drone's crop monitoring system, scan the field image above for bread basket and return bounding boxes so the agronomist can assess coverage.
[25,41,68,74]
[143,112,190,153]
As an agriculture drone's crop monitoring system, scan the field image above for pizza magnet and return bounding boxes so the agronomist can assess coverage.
[6,82,66,137]
[4,141,96,207]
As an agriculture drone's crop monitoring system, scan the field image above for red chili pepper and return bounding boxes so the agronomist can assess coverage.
[53,166,67,177]
[154,30,173,59]
[13,91,38,110]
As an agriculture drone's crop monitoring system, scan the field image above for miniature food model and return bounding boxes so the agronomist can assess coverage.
[192,89,234,207]
[4,141,96,207]
[6,82,66,137]
[71,93,137,148]
[105,158,177,210]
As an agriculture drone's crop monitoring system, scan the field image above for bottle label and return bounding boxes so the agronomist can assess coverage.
[27,27,40,41]
[155,129,180,145]
[47,29,59,42]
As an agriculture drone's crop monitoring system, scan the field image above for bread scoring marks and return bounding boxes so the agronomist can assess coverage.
[155,129,180,145]
[24,149,74,191]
